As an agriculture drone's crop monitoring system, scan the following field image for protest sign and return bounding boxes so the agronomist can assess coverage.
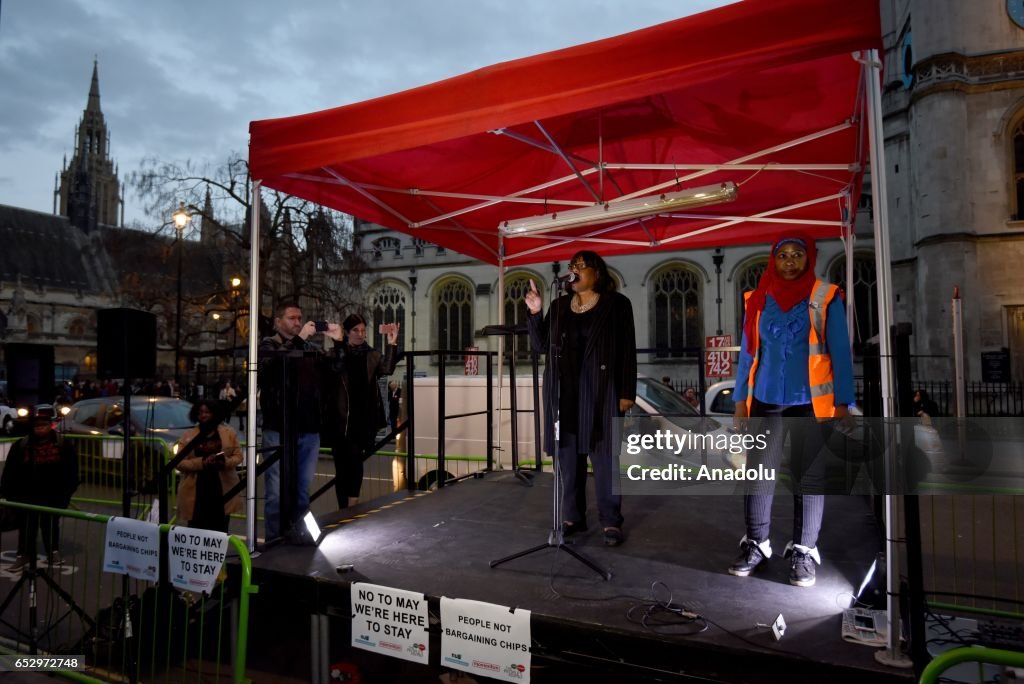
[103,517,160,582]
[168,526,229,594]
[350,583,429,664]
[441,597,531,683]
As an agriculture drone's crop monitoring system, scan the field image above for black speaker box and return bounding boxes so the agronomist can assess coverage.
[97,308,157,379]
[4,343,55,408]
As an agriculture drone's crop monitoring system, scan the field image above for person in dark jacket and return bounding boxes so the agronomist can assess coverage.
[323,314,399,508]
[526,250,637,546]
[1,407,78,571]
[258,301,339,540]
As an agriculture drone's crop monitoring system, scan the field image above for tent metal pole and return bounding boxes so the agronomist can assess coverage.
[496,238,505,469]
[246,179,261,553]
[865,48,908,668]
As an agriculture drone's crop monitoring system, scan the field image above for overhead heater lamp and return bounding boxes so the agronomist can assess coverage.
[499,181,739,236]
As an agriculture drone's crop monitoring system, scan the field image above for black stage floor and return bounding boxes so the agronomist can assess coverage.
[245,472,914,683]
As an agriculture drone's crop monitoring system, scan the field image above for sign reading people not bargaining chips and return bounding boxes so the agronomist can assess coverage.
[103,517,160,582]
[441,597,531,683]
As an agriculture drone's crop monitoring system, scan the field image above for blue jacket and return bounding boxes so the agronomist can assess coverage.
[734,294,855,407]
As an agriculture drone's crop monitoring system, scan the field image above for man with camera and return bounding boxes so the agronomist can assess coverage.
[258,301,341,542]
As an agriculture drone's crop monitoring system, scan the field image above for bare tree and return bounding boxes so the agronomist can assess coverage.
[129,155,370,328]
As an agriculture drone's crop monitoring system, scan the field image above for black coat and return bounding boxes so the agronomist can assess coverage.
[528,291,637,455]
[258,333,325,434]
[322,342,399,444]
[0,433,79,507]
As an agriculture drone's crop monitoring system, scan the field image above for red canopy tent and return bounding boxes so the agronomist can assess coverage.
[245,1,903,653]
[249,0,881,266]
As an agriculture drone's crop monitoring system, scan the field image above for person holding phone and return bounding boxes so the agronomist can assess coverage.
[175,399,243,533]
[323,314,400,508]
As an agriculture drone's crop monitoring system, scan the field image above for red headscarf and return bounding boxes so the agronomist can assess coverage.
[742,234,817,354]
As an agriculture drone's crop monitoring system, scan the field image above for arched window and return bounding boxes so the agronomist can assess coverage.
[503,274,536,359]
[829,254,878,352]
[26,313,41,336]
[650,265,703,358]
[434,278,474,363]
[368,282,407,351]
[734,259,768,335]
[1012,117,1024,220]
[372,237,401,260]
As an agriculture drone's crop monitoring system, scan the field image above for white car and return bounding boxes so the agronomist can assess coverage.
[0,405,18,435]
[705,380,739,418]
[630,376,744,469]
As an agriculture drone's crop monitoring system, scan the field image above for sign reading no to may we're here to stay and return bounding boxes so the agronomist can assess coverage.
[350,583,429,665]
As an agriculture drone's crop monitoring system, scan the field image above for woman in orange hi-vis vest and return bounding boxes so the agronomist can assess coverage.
[729,235,854,588]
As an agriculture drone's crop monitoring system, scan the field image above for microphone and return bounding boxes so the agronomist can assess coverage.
[553,272,577,284]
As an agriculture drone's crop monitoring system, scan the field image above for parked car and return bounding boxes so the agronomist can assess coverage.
[0,404,19,435]
[62,396,196,448]
[705,380,738,418]
[629,376,744,468]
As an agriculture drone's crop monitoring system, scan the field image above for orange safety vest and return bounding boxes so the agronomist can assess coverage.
[743,280,840,419]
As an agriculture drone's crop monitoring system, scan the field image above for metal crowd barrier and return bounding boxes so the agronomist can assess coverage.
[0,500,257,683]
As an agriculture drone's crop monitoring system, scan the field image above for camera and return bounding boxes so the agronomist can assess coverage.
[314,321,329,332]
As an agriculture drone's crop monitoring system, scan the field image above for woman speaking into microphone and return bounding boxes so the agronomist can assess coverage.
[525,250,636,546]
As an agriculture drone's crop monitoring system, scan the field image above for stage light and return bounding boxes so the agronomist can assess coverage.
[499,182,738,236]
[303,511,329,546]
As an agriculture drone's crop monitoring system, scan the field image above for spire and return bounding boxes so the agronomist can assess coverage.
[87,59,101,113]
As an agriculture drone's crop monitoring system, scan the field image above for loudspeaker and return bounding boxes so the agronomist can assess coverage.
[4,343,55,408]
[97,308,157,379]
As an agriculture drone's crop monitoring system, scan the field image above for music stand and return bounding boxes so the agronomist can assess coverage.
[490,279,610,580]
[481,324,534,487]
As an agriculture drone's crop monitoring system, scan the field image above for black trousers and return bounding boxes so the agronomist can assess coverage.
[557,431,623,530]
[331,435,365,508]
[743,400,829,548]
[17,511,60,556]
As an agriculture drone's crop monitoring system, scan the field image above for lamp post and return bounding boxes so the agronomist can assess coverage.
[712,249,725,336]
[211,312,222,375]
[172,203,190,394]
[230,276,242,382]
[407,268,417,351]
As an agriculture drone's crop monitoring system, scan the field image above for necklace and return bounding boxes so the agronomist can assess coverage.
[571,293,600,314]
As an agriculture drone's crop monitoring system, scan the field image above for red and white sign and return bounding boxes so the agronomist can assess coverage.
[704,335,733,378]
[464,347,480,376]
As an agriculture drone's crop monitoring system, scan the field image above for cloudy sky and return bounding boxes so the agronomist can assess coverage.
[0,0,736,227]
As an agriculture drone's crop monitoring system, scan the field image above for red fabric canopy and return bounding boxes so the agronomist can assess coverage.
[249,0,882,266]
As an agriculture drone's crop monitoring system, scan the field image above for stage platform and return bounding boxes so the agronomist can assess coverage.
[244,471,914,683]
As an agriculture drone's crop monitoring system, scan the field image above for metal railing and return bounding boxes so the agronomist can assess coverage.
[0,500,257,683]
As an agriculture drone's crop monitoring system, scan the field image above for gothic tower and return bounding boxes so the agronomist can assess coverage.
[57,60,122,233]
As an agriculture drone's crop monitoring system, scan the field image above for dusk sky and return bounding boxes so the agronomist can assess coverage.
[0,0,735,228]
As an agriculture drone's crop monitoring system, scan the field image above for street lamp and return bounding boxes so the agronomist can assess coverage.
[230,276,242,382]
[172,203,191,394]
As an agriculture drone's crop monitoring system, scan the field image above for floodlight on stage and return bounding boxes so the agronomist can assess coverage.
[304,511,326,545]
[498,181,739,236]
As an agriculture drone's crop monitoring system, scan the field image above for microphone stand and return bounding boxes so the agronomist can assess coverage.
[490,276,610,580]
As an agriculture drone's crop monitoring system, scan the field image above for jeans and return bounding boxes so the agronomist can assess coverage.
[262,430,320,539]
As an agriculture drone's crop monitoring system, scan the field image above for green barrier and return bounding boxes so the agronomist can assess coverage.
[919,646,1024,684]
[0,497,254,684]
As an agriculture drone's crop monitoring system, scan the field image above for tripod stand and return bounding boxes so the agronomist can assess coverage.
[0,511,95,652]
[490,277,611,580]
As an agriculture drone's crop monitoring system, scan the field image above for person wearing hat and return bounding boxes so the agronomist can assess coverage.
[323,314,400,508]
[1,406,78,572]
[729,234,854,587]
